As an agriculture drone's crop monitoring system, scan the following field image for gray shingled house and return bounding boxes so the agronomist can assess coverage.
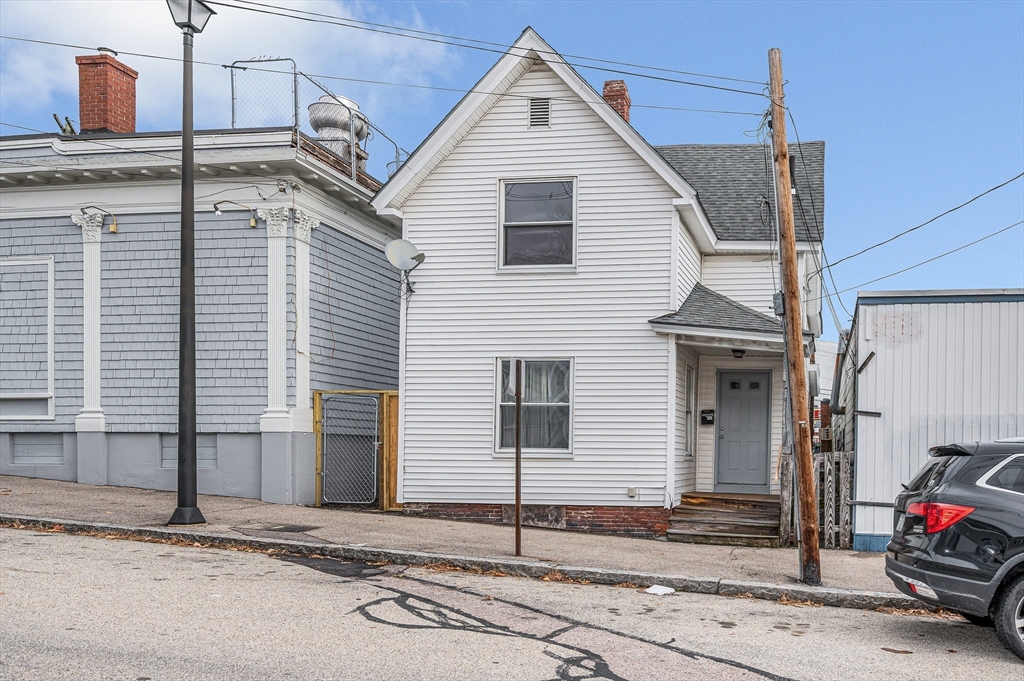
[0,52,399,505]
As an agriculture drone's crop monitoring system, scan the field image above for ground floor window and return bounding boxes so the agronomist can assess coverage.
[497,359,572,451]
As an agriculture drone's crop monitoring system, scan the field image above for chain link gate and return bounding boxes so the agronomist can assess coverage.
[319,393,380,504]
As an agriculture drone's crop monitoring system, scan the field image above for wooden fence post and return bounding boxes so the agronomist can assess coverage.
[823,451,836,548]
[840,451,853,549]
[779,452,793,546]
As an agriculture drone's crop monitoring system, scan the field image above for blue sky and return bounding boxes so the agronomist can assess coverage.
[2,1,1021,339]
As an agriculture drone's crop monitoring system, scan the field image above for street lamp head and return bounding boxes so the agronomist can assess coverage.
[166,0,215,33]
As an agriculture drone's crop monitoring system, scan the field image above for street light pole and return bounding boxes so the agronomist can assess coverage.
[166,0,214,525]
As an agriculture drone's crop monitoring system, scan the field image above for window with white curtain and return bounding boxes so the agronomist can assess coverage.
[497,359,572,452]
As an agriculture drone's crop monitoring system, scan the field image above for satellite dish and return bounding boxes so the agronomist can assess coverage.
[385,239,425,272]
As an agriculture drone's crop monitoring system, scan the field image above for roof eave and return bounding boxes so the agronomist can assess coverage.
[371,27,701,213]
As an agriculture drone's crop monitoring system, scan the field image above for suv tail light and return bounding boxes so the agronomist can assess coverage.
[906,502,975,533]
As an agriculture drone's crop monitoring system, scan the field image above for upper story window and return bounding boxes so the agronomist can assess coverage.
[501,180,574,267]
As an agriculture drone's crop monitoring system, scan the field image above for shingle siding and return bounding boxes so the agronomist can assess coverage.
[0,263,49,389]
[100,212,268,432]
[309,225,399,392]
[0,217,83,431]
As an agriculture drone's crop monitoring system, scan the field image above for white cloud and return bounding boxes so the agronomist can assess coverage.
[0,0,456,139]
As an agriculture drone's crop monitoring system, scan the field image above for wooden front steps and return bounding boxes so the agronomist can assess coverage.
[668,493,781,548]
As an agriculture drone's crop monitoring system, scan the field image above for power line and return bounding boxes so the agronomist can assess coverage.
[811,220,1024,302]
[821,171,1024,273]
[0,35,763,118]
[219,0,766,86]
[203,1,766,97]
[785,108,852,321]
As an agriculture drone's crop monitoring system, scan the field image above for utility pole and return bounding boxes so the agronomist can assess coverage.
[768,47,821,585]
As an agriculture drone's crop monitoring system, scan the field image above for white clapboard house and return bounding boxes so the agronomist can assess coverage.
[832,289,1024,551]
[371,28,826,540]
[1,52,399,505]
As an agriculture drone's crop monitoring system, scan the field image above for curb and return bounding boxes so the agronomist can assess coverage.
[0,513,927,612]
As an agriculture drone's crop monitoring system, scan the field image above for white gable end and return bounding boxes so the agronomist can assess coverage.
[397,60,683,506]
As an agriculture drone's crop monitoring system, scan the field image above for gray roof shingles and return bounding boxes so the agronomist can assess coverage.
[655,141,825,242]
[650,283,783,335]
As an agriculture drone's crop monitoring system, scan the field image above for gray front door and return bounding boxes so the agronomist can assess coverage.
[715,370,771,493]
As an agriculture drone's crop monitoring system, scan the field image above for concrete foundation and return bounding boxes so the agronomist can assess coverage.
[0,431,265,501]
[0,433,78,482]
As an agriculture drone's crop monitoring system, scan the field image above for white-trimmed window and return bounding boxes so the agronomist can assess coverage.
[496,358,573,453]
[499,179,575,268]
[0,256,55,421]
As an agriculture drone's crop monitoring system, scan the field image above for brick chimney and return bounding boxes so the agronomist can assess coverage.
[602,80,631,123]
[76,53,138,134]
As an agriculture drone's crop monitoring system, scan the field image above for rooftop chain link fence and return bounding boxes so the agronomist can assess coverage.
[228,57,408,183]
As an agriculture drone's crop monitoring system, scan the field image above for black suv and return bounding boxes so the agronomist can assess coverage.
[886,440,1024,661]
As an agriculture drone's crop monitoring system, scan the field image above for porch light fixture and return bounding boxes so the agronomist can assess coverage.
[213,201,257,227]
[732,349,746,359]
[80,206,118,233]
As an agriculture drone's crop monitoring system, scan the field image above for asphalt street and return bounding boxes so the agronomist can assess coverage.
[0,528,1018,681]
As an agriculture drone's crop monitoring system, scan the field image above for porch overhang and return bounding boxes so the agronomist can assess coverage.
[649,323,787,353]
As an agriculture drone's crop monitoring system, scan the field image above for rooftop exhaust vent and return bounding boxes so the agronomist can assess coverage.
[528,98,550,128]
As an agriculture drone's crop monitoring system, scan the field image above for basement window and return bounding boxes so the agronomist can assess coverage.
[161,434,218,469]
[528,98,550,128]
[500,179,575,267]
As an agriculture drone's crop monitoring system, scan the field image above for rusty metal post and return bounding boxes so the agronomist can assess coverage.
[515,359,523,557]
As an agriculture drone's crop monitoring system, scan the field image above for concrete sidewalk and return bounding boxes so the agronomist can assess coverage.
[0,475,898,600]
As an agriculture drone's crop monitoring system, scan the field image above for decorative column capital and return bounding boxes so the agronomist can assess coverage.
[257,206,290,238]
[72,213,104,242]
[294,209,320,244]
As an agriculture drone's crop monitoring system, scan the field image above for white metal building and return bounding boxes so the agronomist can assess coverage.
[832,289,1024,550]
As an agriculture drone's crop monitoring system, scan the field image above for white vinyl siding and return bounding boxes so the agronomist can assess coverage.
[851,299,1024,536]
[674,345,700,500]
[695,354,784,495]
[398,63,678,506]
[702,254,779,317]
[675,213,702,308]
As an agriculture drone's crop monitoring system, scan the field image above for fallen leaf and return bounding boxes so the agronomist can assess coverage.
[881,648,913,654]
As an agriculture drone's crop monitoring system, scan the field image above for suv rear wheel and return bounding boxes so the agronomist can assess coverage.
[994,575,1024,661]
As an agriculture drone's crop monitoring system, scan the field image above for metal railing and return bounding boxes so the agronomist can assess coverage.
[226,58,408,185]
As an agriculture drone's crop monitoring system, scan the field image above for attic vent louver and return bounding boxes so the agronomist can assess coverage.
[528,98,550,128]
